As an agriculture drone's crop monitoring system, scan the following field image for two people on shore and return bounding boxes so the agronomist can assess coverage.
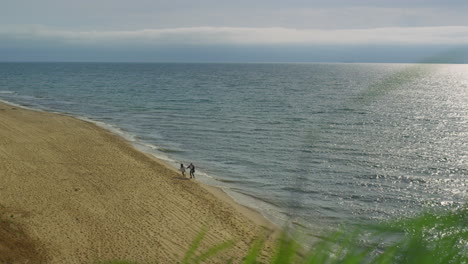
[180,163,195,179]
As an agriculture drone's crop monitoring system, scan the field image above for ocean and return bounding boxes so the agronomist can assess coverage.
[0,62,466,234]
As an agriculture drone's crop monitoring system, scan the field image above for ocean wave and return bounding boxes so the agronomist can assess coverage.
[78,117,138,143]
[156,147,182,153]
[90,122,180,164]
[0,99,45,112]
[229,188,281,207]
[213,178,244,184]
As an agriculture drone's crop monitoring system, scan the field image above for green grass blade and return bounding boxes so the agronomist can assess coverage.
[271,234,299,264]
[193,240,234,264]
[242,236,266,264]
[181,228,207,264]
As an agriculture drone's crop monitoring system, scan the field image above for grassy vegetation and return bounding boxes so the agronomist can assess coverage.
[102,205,466,264]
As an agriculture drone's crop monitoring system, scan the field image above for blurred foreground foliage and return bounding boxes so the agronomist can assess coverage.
[102,205,467,264]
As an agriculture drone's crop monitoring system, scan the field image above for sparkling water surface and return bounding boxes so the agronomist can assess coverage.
[0,62,466,232]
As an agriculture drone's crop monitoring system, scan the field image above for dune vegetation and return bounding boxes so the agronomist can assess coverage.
[101,205,466,264]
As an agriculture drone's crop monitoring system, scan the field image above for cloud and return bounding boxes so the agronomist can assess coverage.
[2,2,468,30]
[1,25,468,47]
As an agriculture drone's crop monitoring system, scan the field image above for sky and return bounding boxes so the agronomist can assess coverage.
[1,0,467,62]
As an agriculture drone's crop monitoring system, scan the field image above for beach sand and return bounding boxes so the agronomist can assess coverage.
[0,102,276,263]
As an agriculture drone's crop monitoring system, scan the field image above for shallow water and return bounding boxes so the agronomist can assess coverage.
[1,62,466,232]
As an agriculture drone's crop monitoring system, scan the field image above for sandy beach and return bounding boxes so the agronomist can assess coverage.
[0,101,276,263]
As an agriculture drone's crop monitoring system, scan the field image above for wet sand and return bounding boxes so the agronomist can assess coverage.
[0,101,276,263]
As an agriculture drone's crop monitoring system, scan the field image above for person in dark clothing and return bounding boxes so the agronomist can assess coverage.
[187,163,195,179]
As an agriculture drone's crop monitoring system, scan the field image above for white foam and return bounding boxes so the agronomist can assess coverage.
[0,91,15,94]
[78,116,138,143]
[223,188,287,227]
[133,142,177,163]
[76,116,192,172]
[194,170,215,179]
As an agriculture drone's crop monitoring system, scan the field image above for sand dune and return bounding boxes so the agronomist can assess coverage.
[0,102,275,263]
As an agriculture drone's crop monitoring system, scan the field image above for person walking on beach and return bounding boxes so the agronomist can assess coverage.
[187,163,195,179]
[179,163,186,177]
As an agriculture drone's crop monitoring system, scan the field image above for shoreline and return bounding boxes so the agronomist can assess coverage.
[127,134,278,230]
[0,100,278,263]
[1,98,280,229]
[0,99,278,230]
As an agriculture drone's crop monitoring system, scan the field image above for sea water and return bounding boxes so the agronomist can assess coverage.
[0,62,466,233]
